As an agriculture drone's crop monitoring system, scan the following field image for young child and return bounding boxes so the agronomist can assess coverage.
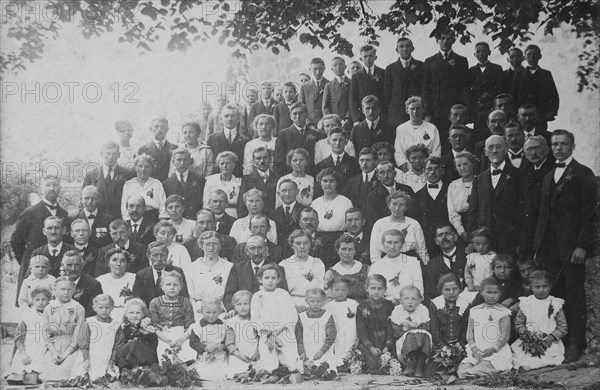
[17,255,55,308]
[166,195,196,243]
[356,274,395,373]
[39,277,87,381]
[517,258,537,296]
[149,271,196,364]
[226,290,259,377]
[84,294,121,381]
[457,278,512,378]
[323,277,359,370]
[7,287,51,385]
[511,270,567,370]
[296,288,338,372]
[429,274,470,348]
[154,220,192,272]
[396,145,429,193]
[390,286,431,377]
[470,254,524,312]
[111,298,158,369]
[186,297,230,381]
[463,228,496,301]
[251,263,299,372]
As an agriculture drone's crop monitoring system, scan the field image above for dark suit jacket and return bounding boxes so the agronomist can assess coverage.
[273,125,325,176]
[10,201,69,265]
[512,67,559,122]
[501,66,523,93]
[423,51,469,124]
[74,273,103,317]
[384,58,424,127]
[162,171,205,220]
[322,76,351,120]
[442,151,464,182]
[519,158,555,257]
[94,241,149,277]
[233,241,284,264]
[249,99,278,134]
[206,130,250,177]
[342,173,379,212]
[468,163,521,254]
[76,244,100,277]
[138,141,178,182]
[467,62,504,118]
[222,259,288,311]
[69,210,114,248]
[132,265,189,307]
[269,203,304,246]
[215,212,236,236]
[273,101,296,135]
[350,118,396,155]
[183,234,237,263]
[315,153,361,195]
[82,164,134,219]
[413,184,450,256]
[365,182,414,228]
[425,244,467,299]
[534,159,597,262]
[237,169,280,218]
[126,218,155,246]
[300,78,329,123]
[350,67,386,123]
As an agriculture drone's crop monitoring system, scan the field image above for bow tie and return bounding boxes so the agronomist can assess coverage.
[45,203,57,210]
[428,183,439,189]
[555,162,567,168]
[87,214,96,219]
[510,152,522,160]
[492,169,502,176]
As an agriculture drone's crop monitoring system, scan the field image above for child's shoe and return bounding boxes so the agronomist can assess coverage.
[403,354,417,377]
[414,352,426,378]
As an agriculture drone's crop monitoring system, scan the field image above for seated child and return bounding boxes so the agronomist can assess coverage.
[429,274,470,348]
[511,270,567,370]
[462,228,496,302]
[226,290,259,378]
[111,298,158,369]
[323,277,359,370]
[517,258,537,297]
[6,287,51,385]
[457,278,513,378]
[17,255,55,308]
[470,254,525,312]
[390,286,431,377]
[39,277,87,381]
[154,221,192,271]
[296,288,337,373]
[356,274,395,373]
[251,263,299,372]
[83,294,120,381]
[166,195,196,244]
[149,271,196,364]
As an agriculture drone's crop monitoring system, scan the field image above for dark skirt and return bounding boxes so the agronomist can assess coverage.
[115,341,158,369]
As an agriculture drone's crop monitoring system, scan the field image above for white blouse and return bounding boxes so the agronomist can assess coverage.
[368,254,423,301]
[187,257,233,304]
[229,216,278,244]
[370,216,429,265]
[394,121,441,166]
[447,178,473,236]
[311,195,353,232]
[396,170,427,193]
[203,174,242,218]
[171,218,197,244]
[279,256,326,305]
[121,177,167,220]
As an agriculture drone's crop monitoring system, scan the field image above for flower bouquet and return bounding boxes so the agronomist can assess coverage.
[430,342,466,380]
[380,351,403,376]
[519,329,548,358]
[343,348,366,374]
[302,360,337,381]
[303,270,315,282]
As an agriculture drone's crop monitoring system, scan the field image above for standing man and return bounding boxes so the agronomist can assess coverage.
[517,103,552,147]
[300,58,329,124]
[365,161,414,228]
[501,48,524,93]
[467,42,503,130]
[248,82,277,135]
[62,250,103,317]
[238,147,280,218]
[206,104,250,177]
[137,117,178,181]
[343,147,379,211]
[322,57,351,130]
[162,147,205,220]
[70,185,113,248]
[534,130,597,363]
[350,45,386,124]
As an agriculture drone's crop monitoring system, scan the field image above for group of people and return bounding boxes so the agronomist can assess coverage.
[7,29,597,384]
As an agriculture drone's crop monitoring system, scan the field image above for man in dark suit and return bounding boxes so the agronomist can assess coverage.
[350,45,386,124]
[425,225,467,300]
[82,141,134,219]
[274,102,325,176]
[94,219,149,276]
[207,189,236,236]
[343,208,371,265]
[238,147,280,218]
[273,82,298,134]
[70,185,113,248]
[423,30,469,132]
[162,148,205,220]
[11,175,69,266]
[315,128,361,192]
[233,216,285,264]
[467,42,504,130]
[534,130,597,363]
[299,58,329,124]
[384,37,424,127]
[343,147,379,211]
[124,195,155,245]
[365,161,414,229]
[248,83,277,134]
[69,218,101,276]
[322,57,351,130]
[442,125,471,182]
[62,250,103,317]
[501,48,524,93]
[206,104,250,177]
[137,117,178,181]
[350,95,396,154]
[270,179,304,246]
[519,135,554,258]
[183,209,237,262]
[512,45,559,132]
[504,122,526,170]
[224,235,288,311]
[468,135,521,256]
[474,110,507,173]
[132,241,189,307]
[517,104,552,147]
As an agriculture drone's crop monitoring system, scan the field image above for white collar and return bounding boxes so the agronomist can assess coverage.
[84,208,98,218]
[251,259,265,271]
[534,158,548,170]
[335,75,344,83]
[294,124,307,132]
[400,57,412,66]
[509,148,523,155]
[365,117,380,128]
[556,156,573,167]
[75,243,88,251]
[103,163,116,176]
[364,170,375,181]
[442,247,457,257]
[48,241,63,252]
[262,99,271,107]
[492,160,507,171]
[224,127,237,136]
[524,129,535,136]
[42,197,58,207]
[284,201,297,210]
[117,240,131,250]
[440,50,453,57]
[331,151,345,160]
[72,277,81,286]
[176,170,189,181]
[153,139,165,148]
[257,168,270,177]
[452,148,466,157]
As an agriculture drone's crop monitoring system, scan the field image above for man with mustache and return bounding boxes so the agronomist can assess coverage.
[61,250,103,317]
[425,224,467,300]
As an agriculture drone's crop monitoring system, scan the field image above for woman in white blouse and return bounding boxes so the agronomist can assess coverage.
[447,151,477,242]
[276,148,315,207]
[121,154,167,222]
[186,231,233,313]
[95,248,136,322]
[311,168,353,232]
[243,114,277,175]
[203,151,242,218]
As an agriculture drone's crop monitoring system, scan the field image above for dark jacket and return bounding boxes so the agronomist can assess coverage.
[162,171,205,220]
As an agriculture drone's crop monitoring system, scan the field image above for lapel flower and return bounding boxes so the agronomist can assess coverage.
[389,271,401,286]
[341,165,349,175]
[83,253,94,266]
[324,210,333,220]
[488,313,494,322]
[306,133,316,142]
[547,301,554,318]
[73,288,84,301]
[410,64,416,71]
[213,274,223,285]
[374,128,384,138]
[300,186,312,200]
[303,269,315,282]
[229,188,236,200]
[119,283,133,299]
[448,59,456,66]
[175,234,183,243]
[361,307,370,317]
[146,189,154,199]
[313,238,322,249]
[346,307,356,318]
[423,132,430,140]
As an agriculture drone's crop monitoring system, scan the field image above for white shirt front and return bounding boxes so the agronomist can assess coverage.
[554,156,573,183]
[224,127,237,141]
[490,161,506,189]
[508,149,523,168]
[426,182,442,200]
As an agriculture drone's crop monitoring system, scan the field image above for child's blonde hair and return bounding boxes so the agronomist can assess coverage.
[93,294,115,307]
[399,285,423,300]
[200,297,225,313]
[305,288,326,299]
[123,298,148,321]
[231,290,252,305]
[160,270,183,287]
[30,287,52,301]
[53,276,75,288]
[29,255,50,269]
[366,274,387,289]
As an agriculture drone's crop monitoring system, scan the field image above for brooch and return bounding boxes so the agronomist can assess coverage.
[213,274,223,285]
[146,189,154,199]
[324,210,333,219]
[303,270,315,282]
[346,307,355,318]
[423,133,430,140]
[389,272,401,286]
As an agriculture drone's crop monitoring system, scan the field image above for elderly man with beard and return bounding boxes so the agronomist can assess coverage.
[425,224,467,300]
[223,234,289,311]
[183,208,237,262]
[61,251,103,317]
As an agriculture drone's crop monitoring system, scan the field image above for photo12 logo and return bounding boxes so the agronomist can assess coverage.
[1,82,140,104]
[1,1,140,24]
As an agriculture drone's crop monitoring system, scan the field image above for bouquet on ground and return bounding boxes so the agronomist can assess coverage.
[519,329,549,358]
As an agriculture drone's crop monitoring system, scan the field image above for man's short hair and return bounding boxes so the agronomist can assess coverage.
[360,44,376,54]
[310,57,325,66]
[508,47,523,55]
[70,218,90,230]
[101,140,120,152]
[151,117,169,126]
[345,207,364,219]
[300,207,319,219]
[154,220,176,235]
[327,127,345,138]
[289,101,308,113]
[504,120,521,131]
[220,104,240,116]
[180,122,201,135]
[450,104,467,112]
[425,156,443,168]
[43,216,64,228]
[165,194,185,207]
[210,189,228,200]
[126,195,146,208]
[243,188,264,203]
[332,56,345,63]
[252,146,272,160]
[518,103,538,112]
[109,219,129,231]
[361,95,380,107]
[551,129,575,144]
[494,93,513,103]
[524,44,541,54]
[405,144,430,160]
[524,135,548,150]
[475,41,490,51]
[376,160,395,171]
[171,147,191,160]
[283,81,297,91]
[249,214,270,229]
[359,147,377,159]
[278,178,298,191]
[405,96,426,111]
[396,37,413,46]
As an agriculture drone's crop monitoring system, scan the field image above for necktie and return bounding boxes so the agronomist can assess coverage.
[443,252,455,263]
[492,169,502,176]
[45,203,57,211]
[285,205,291,223]
[368,68,373,77]
[355,236,361,245]
[428,183,439,189]
[132,223,138,234]
[510,152,522,160]
[88,214,95,219]
[555,162,566,168]
[106,166,113,181]
[254,266,259,274]
[156,270,162,288]
[443,53,449,61]
[364,173,368,185]
[336,156,341,167]
[228,131,233,143]
[525,132,532,139]
[179,172,185,185]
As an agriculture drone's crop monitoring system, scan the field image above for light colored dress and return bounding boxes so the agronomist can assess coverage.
[276,174,315,207]
[323,299,359,366]
[368,254,423,301]
[121,177,168,220]
[189,320,229,381]
[511,296,566,369]
[226,315,259,377]
[394,120,441,166]
[203,174,242,218]
[9,308,46,375]
[96,272,136,322]
[166,243,192,271]
[279,256,326,305]
[465,252,496,290]
[229,216,278,244]
[17,274,55,308]
[187,257,233,313]
[390,304,432,354]
[86,316,120,380]
[396,170,427,193]
[171,218,197,244]
[311,195,353,232]
[370,216,429,264]
[298,310,338,372]
[447,178,473,237]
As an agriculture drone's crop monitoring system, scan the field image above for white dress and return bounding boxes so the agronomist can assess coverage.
[96,272,136,322]
[323,299,359,366]
[311,195,353,232]
[121,177,167,220]
[187,258,233,313]
[511,296,565,369]
[394,121,441,166]
[229,216,278,244]
[202,174,242,218]
[9,308,46,374]
[166,243,192,271]
[279,256,326,305]
[226,315,259,377]
[87,317,120,380]
[189,321,229,381]
[447,178,473,237]
[370,216,429,264]
[276,174,315,207]
[298,311,338,372]
[465,252,496,289]
[390,304,432,353]
[368,254,423,301]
